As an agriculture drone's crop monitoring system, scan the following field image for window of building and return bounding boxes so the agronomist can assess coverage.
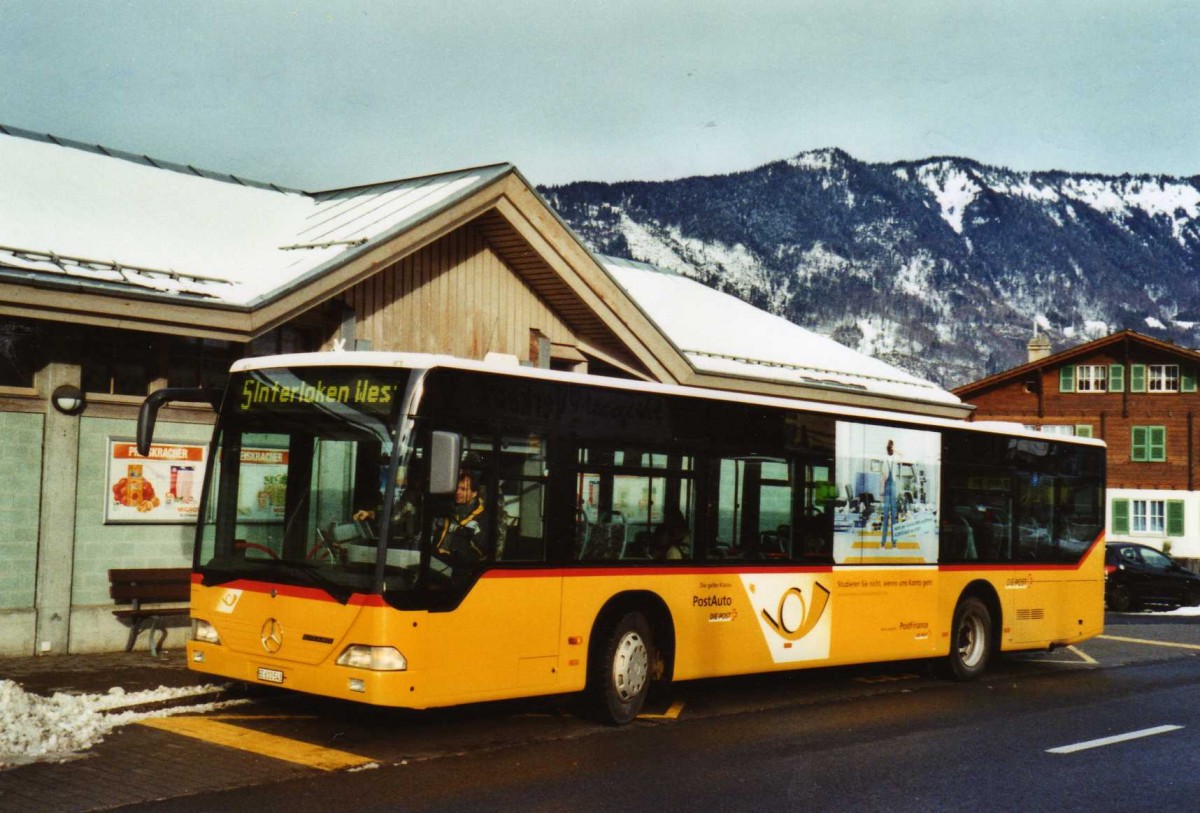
[1075,365,1107,392]
[1131,426,1167,462]
[0,319,42,388]
[1040,425,1076,436]
[167,338,241,390]
[1148,364,1180,392]
[1113,497,1184,537]
[1132,500,1165,534]
[82,332,158,396]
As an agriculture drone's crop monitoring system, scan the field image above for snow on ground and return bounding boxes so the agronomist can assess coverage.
[0,681,239,767]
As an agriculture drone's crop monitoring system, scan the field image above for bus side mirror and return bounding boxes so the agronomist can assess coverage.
[137,387,223,456]
[429,431,463,495]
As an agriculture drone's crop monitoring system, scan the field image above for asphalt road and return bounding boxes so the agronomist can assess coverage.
[14,611,1200,812]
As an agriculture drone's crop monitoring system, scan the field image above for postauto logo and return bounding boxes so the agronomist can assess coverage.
[740,574,832,664]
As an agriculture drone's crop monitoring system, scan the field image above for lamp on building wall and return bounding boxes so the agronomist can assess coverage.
[50,384,86,415]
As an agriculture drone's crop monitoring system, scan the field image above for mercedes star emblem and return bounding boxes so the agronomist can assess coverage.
[260,617,283,653]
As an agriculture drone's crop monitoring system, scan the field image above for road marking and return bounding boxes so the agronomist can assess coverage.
[1067,645,1098,665]
[1098,634,1200,652]
[1028,645,1098,666]
[138,716,375,771]
[1047,725,1183,754]
[639,699,685,720]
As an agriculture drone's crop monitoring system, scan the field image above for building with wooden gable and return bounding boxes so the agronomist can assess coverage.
[954,329,1200,565]
[0,125,962,655]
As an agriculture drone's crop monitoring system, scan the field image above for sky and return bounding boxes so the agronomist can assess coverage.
[3,1,1199,191]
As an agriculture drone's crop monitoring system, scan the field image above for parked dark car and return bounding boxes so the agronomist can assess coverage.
[1105,542,1200,612]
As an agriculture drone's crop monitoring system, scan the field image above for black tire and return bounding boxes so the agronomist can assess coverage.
[943,596,992,681]
[1108,584,1133,613]
[1184,584,1200,608]
[589,611,653,725]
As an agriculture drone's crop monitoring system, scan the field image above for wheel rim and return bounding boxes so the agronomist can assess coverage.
[612,630,649,702]
[956,610,986,668]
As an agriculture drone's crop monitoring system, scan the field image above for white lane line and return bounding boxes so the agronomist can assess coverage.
[1047,725,1183,754]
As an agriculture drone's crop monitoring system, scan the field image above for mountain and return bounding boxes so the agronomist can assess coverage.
[540,150,1200,389]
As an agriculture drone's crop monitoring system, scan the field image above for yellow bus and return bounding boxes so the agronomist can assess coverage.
[139,352,1106,723]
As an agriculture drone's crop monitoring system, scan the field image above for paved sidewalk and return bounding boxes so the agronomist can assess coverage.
[0,649,229,706]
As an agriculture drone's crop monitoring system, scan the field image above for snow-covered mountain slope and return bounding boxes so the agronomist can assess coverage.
[542,150,1200,388]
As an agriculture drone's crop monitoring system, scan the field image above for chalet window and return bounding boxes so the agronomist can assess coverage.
[1041,425,1076,436]
[1131,426,1166,462]
[1183,368,1198,393]
[1148,364,1179,392]
[1059,366,1075,393]
[1111,498,1129,534]
[1130,364,1146,392]
[1074,425,1093,438]
[1075,365,1107,392]
[1132,500,1165,534]
[1168,500,1185,536]
[1108,364,1125,392]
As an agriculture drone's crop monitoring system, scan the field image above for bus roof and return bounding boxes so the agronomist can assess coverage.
[229,351,1106,448]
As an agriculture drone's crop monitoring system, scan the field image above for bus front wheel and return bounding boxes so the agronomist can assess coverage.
[590,611,653,725]
[943,596,992,681]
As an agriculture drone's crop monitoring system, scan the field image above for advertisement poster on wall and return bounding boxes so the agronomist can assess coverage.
[105,439,207,524]
[236,447,289,522]
[832,422,941,564]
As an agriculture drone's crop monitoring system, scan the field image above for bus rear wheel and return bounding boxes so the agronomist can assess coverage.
[943,596,992,681]
[590,611,653,725]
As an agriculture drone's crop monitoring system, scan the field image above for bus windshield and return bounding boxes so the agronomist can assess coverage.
[197,366,418,601]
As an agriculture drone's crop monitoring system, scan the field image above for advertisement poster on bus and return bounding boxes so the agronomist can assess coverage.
[236,447,289,522]
[105,439,206,524]
[832,422,940,563]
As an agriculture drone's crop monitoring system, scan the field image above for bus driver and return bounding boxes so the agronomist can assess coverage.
[434,469,492,566]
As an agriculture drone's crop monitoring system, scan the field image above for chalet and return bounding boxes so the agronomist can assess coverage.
[954,329,1200,565]
[0,125,961,655]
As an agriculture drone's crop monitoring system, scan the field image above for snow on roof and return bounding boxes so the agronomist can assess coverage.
[600,256,961,406]
[2,126,957,407]
[0,127,511,306]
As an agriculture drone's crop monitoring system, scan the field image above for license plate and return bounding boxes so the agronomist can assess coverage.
[257,666,285,684]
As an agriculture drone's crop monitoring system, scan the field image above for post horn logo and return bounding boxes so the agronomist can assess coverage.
[761,583,831,641]
[260,618,283,653]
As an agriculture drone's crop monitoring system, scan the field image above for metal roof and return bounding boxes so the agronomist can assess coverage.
[0,124,512,307]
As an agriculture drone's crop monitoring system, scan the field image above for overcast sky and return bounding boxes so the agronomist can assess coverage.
[4,1,1198,190]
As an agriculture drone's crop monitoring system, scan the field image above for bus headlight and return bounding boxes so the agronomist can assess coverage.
[336,645,407,671]
[192,619,221,644]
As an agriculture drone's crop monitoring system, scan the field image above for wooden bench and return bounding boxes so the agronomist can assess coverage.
[108,568,192,656]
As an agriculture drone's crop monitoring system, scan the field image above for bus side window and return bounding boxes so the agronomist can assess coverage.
[717,456,794,561]
[496,434,548,561]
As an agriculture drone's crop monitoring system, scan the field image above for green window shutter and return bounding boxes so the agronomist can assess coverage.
[1074,425,1093,438]
[1059,366,1075,393]
[1112,499,1130,534]
[1183,367,1197,393]
[1132,426,1148,461]
[1131,364,1147,392]
[1150,426,1167,461]
[1167,500,1185,536]
[1109,364,1125,392]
